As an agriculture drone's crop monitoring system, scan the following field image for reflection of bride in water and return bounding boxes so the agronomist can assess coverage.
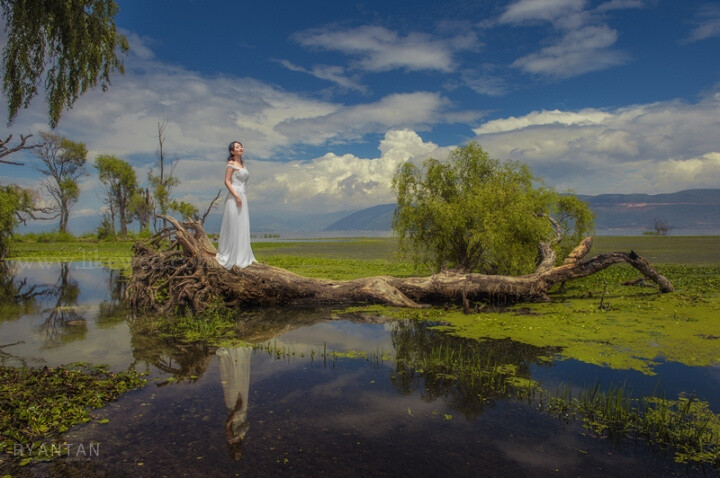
[216,346,252,459]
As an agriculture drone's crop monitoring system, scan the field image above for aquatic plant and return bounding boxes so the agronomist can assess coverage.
[254,339,389,365]
[538,383,720,467]
[159,303,237,343]
[0,363,147,464]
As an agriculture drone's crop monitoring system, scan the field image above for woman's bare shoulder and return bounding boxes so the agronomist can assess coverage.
[227,161,242,170]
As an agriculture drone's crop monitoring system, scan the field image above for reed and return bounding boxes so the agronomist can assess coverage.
[538,382,719,467]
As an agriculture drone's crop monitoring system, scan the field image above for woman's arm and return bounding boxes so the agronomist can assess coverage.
[224,166,243,206]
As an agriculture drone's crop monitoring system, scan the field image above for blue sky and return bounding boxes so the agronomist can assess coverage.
[2,0,720,229]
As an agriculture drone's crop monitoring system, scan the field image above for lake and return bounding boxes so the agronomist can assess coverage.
[0,262,717,477]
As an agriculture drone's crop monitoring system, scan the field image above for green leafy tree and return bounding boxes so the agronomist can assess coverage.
[34,132,87,233]
[94,154,137,236]
[0,183,40,259]
[392,142,594,275]
[1,0,129,128]
[170,199,198,221]
[95,211,115,239]
[148,173,179,229]
[128,187,153,233]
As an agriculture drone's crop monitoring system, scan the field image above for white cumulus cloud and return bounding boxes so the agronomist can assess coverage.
[1,37,476,219]
[275,92,470,145]
[471,93,720,193]
[655,152,720,190]
[293,25,479,73]
[248,129,444,212]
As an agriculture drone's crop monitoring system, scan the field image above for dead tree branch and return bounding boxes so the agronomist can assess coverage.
[0,134,43,165]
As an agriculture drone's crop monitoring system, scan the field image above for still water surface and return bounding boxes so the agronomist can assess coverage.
[0,262,717,477]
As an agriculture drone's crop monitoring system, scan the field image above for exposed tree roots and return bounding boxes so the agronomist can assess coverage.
[125,216,674,314]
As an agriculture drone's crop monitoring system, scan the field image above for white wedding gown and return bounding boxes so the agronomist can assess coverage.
[216,164,257,269]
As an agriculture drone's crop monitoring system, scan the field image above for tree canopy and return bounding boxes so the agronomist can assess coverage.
[1,0,129,127]
[392,142,594,275]
[0,184,38,259]
[95,154,137,236]
[34,132,87,232]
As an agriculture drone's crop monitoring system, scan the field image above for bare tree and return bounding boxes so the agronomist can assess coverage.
[148,120,179,231]
[34,132,88,233]
[653,218,671,236]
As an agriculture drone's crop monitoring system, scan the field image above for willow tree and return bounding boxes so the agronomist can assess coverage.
[1,0,129,128]
[392,142,594,275]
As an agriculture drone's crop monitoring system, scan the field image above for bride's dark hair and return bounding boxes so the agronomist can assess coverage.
[227,141,244,162]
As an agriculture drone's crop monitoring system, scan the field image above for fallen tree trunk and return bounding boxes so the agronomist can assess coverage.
[125,216,674,313]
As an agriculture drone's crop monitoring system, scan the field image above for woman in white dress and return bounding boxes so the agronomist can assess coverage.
[216,141,257,269]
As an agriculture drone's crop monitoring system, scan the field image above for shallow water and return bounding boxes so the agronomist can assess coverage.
[1,262,717,477]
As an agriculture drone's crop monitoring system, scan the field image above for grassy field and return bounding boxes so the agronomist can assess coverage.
[8,240,136,271]
[261,235,720,265]
[589,235,720,265]
[8,235,720,275]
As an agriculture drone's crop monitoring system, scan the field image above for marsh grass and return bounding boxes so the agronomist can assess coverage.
[255,340,392,365]
[252,238,400,260]
[538,383,720,467]
[155,302,239,344]
[362,259,720,374]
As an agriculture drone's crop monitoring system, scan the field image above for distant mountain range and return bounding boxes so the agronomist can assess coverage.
[19,189,719,236]
[324,204,397,231]
[577,189,720,233]
[324,189,720,234]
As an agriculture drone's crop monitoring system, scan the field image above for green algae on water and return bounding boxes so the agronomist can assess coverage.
[358,264,720,375]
